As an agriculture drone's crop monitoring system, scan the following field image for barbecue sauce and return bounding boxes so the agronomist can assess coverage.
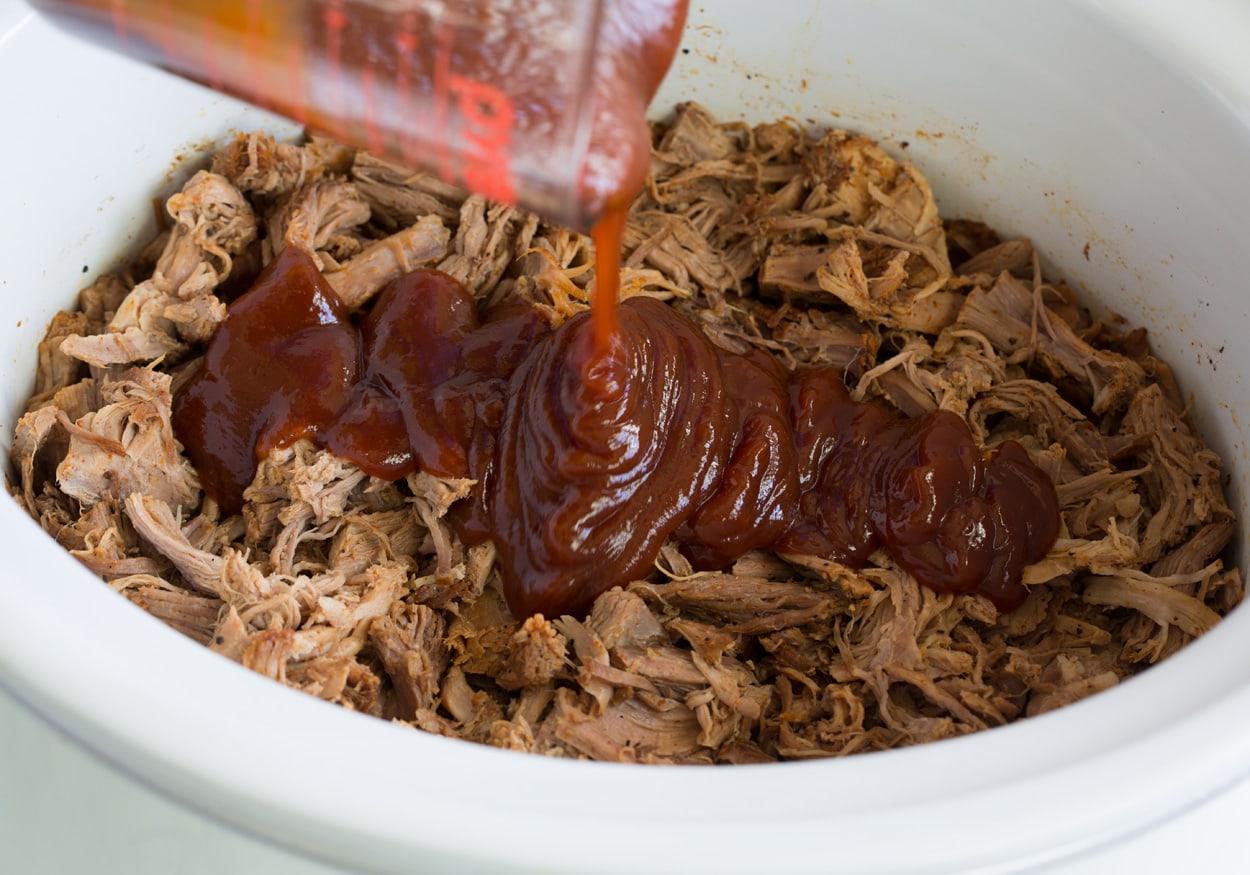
[172,249,1061,617]
[170,247,360,508]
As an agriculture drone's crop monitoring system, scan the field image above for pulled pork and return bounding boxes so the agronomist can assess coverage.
[12,104,1241,762]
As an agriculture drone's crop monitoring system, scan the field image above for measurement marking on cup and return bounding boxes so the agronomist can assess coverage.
[450,75,517,204]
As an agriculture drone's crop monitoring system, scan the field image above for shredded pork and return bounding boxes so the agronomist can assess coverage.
[11,104,1241,763]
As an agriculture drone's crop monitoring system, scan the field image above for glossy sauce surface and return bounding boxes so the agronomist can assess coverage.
[171,247,360,513]
[173,249,1060,617]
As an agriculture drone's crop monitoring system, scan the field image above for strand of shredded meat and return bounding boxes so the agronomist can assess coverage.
[11,103,1241,763]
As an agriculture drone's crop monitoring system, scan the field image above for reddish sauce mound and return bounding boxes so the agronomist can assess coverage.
[171,247,359,510]
[492,296,732,617]
[173,248,1060,617]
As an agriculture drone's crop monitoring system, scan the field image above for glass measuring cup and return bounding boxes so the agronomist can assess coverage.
[30,0,670,230]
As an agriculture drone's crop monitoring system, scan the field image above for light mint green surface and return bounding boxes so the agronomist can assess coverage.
[0,685,350,875]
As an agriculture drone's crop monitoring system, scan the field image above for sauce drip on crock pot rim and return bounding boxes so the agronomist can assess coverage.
[172,247,1061,618]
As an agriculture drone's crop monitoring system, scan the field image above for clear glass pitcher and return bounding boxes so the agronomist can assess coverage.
[30,0,686,229]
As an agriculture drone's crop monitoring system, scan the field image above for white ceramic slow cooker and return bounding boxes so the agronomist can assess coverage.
[2,1,1250,872]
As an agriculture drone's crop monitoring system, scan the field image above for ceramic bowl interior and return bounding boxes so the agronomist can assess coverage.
[2,1,1250,873]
